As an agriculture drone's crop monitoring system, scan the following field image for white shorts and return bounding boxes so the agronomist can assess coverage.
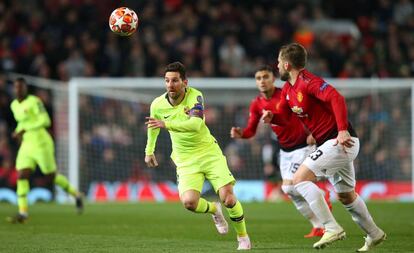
[303,137,360,193]
[280,145,316,180]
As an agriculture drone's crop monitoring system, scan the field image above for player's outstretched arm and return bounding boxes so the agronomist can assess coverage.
[145,117,166,129]
[262,110,273,124]
[230,127,243,138]
[145,154,158,168]
[145,103,161,160]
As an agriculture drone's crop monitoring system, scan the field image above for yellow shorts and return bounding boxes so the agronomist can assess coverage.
[16,137,57,174]
[174,143,235,195]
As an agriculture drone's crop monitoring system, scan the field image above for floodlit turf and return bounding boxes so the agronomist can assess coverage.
[0,201,413,252]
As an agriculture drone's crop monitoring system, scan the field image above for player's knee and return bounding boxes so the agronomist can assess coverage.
[182,199,198,211]
[281,184,297,197]
[292,165,316,185]
[221,194,237,208]
[337,191,357,205]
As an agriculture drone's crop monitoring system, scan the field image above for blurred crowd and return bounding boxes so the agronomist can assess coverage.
[0,0,413,191]
[0,0,414,79]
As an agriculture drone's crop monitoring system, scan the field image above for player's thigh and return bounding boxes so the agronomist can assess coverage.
[328,161,356,193]
[280,145,314,180]
[202,152,235,193]
[302,138,359,179]
[176,165,205,196]
[16,143,36,171]
[34,143,57,174]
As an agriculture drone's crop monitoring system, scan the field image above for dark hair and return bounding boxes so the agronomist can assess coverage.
[165,62,187,80]
[15,77,27,84]
[279,43,307,69]
[255,65,276,75]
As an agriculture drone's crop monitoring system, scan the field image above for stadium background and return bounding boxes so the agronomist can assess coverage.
[0,0,413,202]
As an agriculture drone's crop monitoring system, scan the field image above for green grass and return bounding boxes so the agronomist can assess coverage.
[0,202,413,252]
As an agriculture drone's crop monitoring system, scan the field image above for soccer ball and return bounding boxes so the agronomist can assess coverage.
[109,7,139,36]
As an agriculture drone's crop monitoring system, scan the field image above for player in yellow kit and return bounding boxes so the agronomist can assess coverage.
[145,62,251,250]
[8,78,83,223]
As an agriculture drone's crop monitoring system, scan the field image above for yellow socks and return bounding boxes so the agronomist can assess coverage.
[226,201,247,237]
[54,174,77,197]
[195,198,217,214]
[17,179,29,215]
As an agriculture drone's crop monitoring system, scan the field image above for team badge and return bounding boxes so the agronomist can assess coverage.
[297,92,303,103]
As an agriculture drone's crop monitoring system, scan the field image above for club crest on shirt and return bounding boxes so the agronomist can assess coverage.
[297,92,303,103]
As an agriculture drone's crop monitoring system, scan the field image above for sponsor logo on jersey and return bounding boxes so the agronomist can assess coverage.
[291,106,308,117]
[286,94,290,100]
[297,92,303,103]
[291,106,303,114]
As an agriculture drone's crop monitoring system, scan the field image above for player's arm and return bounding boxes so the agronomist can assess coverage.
[145,102,160,167]
[307,79,354,147]
[10,104,26,139]
[12,124,25,142]
[300,122,316,145]
[263,90,291,125]
[25,98,51,131]
[231,100,260,139]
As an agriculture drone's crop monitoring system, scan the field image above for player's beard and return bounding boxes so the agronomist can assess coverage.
[280,71,290,82]
[168,92,179,100]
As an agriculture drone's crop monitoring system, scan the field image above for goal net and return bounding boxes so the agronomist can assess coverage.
[67,78,414,201]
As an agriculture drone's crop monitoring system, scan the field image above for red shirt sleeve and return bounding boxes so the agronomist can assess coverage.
[307,79,348,131]
[242,99,261,138]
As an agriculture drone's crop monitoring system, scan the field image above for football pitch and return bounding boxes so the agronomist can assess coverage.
[0,202,413,252]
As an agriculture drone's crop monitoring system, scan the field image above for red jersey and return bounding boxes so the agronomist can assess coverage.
[275,69,356,145]
[242,88,309,150]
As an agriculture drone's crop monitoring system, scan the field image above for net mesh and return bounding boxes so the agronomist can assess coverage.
[72,79,412,193]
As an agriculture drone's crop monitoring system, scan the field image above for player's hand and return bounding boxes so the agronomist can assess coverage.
[334,130,354,148]
[12,130,25,142]
[230,127,243,138]
[145,117,166,129]
[145,154,159,168]
[306,134,316,145]
[262,110,273,124]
